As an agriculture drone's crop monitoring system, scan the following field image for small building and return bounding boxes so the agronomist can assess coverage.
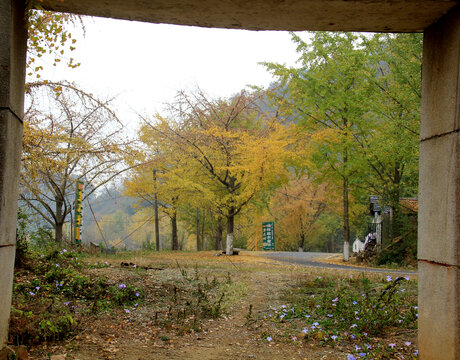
[352,237,364,253]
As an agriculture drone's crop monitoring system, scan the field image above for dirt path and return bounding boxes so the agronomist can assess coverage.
[28,253,352,360]
[173,271,343,360]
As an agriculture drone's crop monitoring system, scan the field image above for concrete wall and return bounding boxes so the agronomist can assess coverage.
[0,0,27,346]
[418,5,460,359]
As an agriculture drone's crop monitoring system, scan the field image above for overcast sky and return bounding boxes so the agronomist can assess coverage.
[32,16,305,131]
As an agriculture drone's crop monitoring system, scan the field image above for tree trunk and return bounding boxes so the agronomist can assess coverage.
[55,222,64,247]
[390,162,402,240]
[171,210,178,250]
[153,170,160,251]
[343,176,350,261]
[196,207,200,251]
[299,214,305,251]
[215,221,223,251]
[55,198,64,247]
[201,209,205,250]
[154,192,160,251]
[225,210,234,255]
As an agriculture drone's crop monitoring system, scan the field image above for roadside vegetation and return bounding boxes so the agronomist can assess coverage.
[256,272,418,359]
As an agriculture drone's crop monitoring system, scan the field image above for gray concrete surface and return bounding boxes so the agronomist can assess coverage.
[260,252,417,275]
[418,6,460,359]
[0,0,27,347]
[37,0,456,32]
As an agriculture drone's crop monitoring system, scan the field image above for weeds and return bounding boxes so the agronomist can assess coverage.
[10,248,143,345]
[263,273,418,359]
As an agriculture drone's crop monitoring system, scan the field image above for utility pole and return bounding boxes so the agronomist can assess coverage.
[153,169,160,251]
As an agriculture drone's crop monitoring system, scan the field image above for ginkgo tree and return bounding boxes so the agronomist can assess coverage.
[26,4,83,78]
[263,32,421,260]
[134,89,295,255]
[264,32,374,260]
[269,175,336,251]
[20,81,132,246]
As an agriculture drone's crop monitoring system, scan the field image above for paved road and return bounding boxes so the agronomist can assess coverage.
[260,251,417,275]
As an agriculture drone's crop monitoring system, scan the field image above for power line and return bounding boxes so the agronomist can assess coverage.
[111,214,155,248]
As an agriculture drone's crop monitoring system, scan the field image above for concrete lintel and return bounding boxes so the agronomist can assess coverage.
[37,0,458,33]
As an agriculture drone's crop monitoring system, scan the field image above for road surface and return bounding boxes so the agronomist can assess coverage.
[259,251,417,275]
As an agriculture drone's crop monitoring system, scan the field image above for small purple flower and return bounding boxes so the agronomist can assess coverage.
[317,276,322,279]
[124,309,130,313]
[266,336,272,342]
[404,276,410,281]
[386,275,392,282]
[301,328,309,334]
[118,284,126,289]
[64,301,70,305]
[332,297,338,302]
[358,353,367,357]
[352,301,358,305]
[331,335,338,340]
[405,341,411,346]
[389,343,396,349]
[134,303,138,307]
[35,286,40,290]
[135,292,140,297]
[313,322,319,326]
[347,355,357,360]
[29,291,35,296]
[355,345,361,351]
[350,324,357,328]
[305,315,311,318]
[291,336,297,341]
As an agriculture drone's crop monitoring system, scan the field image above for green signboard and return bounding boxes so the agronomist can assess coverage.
[262,221,275,250]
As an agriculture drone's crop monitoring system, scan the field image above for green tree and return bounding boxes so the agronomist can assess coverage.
[264,32,373,260]
[264,32,421,259]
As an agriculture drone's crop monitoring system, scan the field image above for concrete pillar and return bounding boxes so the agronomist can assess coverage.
[0,0,27,348]
[419,5,460,360]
